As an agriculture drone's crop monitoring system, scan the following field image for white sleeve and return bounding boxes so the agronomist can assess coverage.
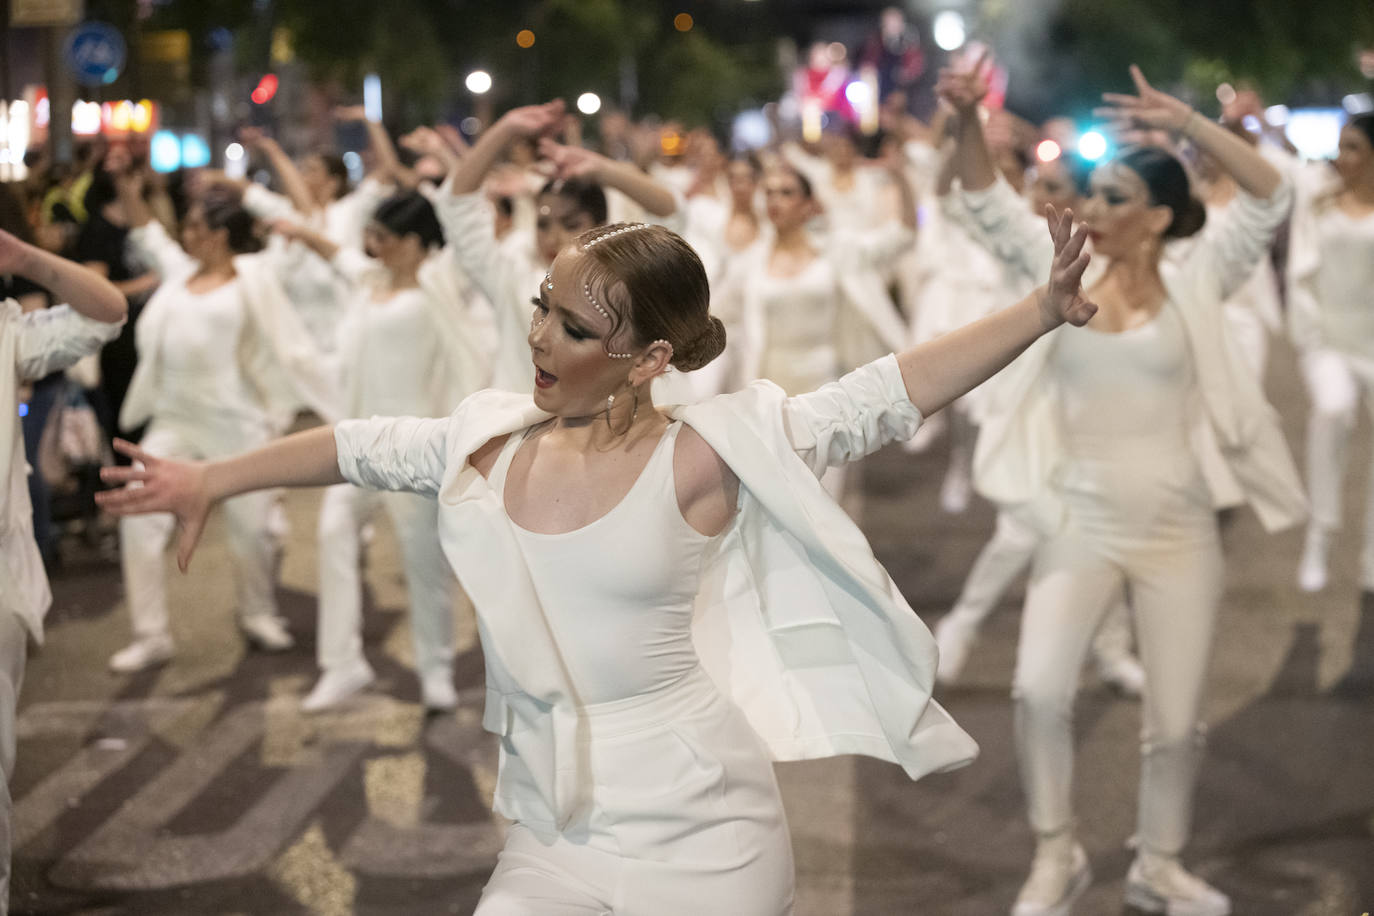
[334,415,451,497]
[1181,179,1292,303]
[432,184,524,316]
[241,183,301,223]
[781,354,923,475]
[15,304,123,381]
[959,177,1053,286]
[127,220,197,280]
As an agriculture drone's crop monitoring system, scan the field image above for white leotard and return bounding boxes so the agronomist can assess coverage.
[488,421,712,705]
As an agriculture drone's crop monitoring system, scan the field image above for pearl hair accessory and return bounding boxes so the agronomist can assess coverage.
[580,222,649,251]
[583,280,634,358]
[543,273,553,292]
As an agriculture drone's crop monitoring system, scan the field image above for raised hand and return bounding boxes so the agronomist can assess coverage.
[1040,205,1097,330]
[498,100,567,140]
[537,138,605,181]
[400,126,445,157]
[1095,64,1195,136]
[935,48,990,114]
[238,125,273,150]
[97,440,213,572]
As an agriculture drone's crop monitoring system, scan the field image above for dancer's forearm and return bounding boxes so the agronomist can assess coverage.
[205,426,345,503]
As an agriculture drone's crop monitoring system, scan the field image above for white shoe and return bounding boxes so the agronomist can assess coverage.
[1096,653,1145,698]
[940,465,972,515]
[109,635,175,673]
[240,615,294,652]
[1124,853,1230,916]
[301,661,376,713]
[1297,527,1330,593]
[934,612,979,686]
[420,669,458,712]
[1011,840,1091,916]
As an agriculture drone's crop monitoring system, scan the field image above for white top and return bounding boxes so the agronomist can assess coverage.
[493,422,708,706]
[2,299,122,640]
[756,258,842,395]
[349,287,446,418]
[1311,207,1374,357]
[1052,305,1195,451]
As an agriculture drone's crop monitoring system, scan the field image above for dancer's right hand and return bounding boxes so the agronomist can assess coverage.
[1038,205,1097,330]
[935,49,990,114]
[98,440,213,572]
[496,100,567,140]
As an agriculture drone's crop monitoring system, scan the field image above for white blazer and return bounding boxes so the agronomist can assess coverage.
[333,355,979,829]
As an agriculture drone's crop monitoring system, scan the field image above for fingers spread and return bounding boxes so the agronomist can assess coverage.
[99,466,150,484]
[1129,64,1151,95]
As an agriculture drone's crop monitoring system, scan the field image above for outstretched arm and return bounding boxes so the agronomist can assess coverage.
[537,138,677,218]
[447,101,566,196]
[1096,65,1281,199]
[895,205,1096,417]
[97,429,343,571]
[1,228,125,323]
[242,127,318,216]
[936,50,997,193]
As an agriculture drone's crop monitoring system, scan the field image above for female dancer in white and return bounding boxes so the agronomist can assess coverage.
[107,174,338,673]
[439,99,681,396]
[1,229,124,910]
[952,65,1304,915]
[97,203,1100,914]
[275,190,490,712]
[713,160,914,496]
[1287,114,1374,592]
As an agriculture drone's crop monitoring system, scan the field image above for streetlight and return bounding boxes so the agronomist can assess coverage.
[577,92,602,115]
[932,11,966,51]
[466,70,492,95]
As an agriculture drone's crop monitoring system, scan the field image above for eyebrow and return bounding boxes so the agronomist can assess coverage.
[536,287,598,334]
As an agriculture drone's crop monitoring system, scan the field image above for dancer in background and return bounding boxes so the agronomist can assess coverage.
[106,172,337,673]
[1,228,124,914]
[274,190,489,712]
[438,99,680,395]
[96,199,1103,915]
[1287,114,1374,593]
[948,62,1303,916]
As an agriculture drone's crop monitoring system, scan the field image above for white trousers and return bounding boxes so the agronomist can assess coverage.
[476,668,794,915]
[118,422,282,640]
[0,611,27,916]
[315,484,455,681]
[1014,505,1223,856]
[1300,348,1374,582]
[945,508,1137,665]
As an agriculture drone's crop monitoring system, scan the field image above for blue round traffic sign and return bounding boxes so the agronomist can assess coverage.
[65,21,127,87]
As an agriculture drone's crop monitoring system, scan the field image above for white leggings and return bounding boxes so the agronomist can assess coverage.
[476,668,794,915]
[1301,349,1374,580]
[0,611,28,916]
[945,508,1136,665]
[119,422,282,640]
[1014,510,1223,856]
[315,484,455,681]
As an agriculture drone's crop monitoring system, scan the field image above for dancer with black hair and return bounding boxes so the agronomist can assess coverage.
[945,63,1304,915]
[275,190,491,711]
[1288,114,1374,593]
[107,172,337,673]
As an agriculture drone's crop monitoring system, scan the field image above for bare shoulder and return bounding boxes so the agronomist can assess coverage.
[673,422,740,536]
[468,433,511,479]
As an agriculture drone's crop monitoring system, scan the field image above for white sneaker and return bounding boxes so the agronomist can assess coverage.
[934,612,979,686]
[1124,853,1230,916]
[940,464,972,515]
[1011,840,1091,916]
[240,615,294,652]
[420,670,458,712]
[1096,653,1146,698]
[301,661,376,713]
[1297,527,1330,593]
[109,635,175,673]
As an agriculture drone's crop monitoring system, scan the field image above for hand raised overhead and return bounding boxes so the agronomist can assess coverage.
[1039,205,1098,330]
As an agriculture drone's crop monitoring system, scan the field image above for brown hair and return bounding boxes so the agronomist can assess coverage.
[574,223,726,372]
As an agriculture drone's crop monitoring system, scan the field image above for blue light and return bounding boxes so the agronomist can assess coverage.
[181,134,211,169]
[150,130,181,172]
[18,403,28,418]
[1077,130,1109,162]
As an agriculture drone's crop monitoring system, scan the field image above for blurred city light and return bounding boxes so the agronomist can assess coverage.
[1216,83,1236,105]
[225,142,244,162]
[731,109,771,150]
[516,30,536,49]
[933,11,967,51]
[577,92,602,115]
[1343,93,1373,115]
[150,130,181,172]
[251,73,279,105]
[1285,108,1343,160]
[342,150,363,182]
[465,70,492,95]
[844,80,871,107]
[460,116,482,136]
[674,13,693,32]
[364,73,383,122]
[1264,105,1290,127]
[1036,139,1062,162]
[181,134,211,169]
[72,101,101,134]
[1077,130,1108,162]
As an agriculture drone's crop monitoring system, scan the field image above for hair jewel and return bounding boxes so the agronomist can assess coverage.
[543,273,553,292]
[580,222,649,251]
[580,280,634,358]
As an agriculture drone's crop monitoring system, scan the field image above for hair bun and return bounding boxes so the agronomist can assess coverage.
[1167,195,1207,239]
[673,316,727,372]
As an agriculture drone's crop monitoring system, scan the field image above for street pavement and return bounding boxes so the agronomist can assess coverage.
[10,337,1373,915]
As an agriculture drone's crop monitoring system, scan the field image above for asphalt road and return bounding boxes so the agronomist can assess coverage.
[10,337,1373,915]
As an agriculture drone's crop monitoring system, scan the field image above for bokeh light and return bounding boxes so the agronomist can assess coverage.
[933,11,967,51]
[465,70,492,94]
[577,92,602,115]
[1077,130,1108,162]
[516,30,535,49]
[1036,139,1062,162]
[674,13,693,32]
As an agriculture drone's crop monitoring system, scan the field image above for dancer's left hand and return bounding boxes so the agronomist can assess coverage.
[98,440,213,572]
[1095,64,1195,136]
[1039,205,1097,330]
